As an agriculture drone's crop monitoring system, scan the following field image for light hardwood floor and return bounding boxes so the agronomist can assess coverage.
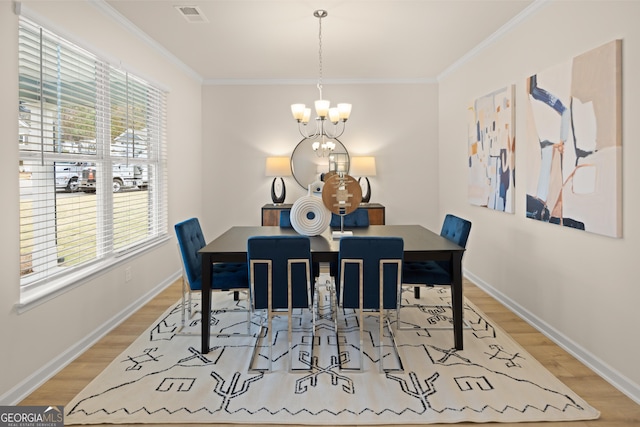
[20,278,640,426]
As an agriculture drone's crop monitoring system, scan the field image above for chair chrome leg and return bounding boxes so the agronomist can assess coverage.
[359,305,364,372]
[397,285,470,331]
[246,301,251,335]
[289,259,315,373]
[175,277,198,336]
[268,308,273,372]
[378,309,383,373]
[248,309,267,373]
[288,302,293,372]
[180,276,187,330]
[336,259,365,372]
[379,260,403,373]
[176,288,252,337]
[382,312,404,373]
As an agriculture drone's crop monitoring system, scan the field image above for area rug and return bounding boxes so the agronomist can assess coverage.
[65,281,600,425]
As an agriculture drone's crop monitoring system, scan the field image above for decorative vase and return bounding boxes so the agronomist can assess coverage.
[290,186,331,236]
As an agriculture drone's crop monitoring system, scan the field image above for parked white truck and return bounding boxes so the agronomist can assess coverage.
[54,162,86,192]
[78,163,148,193]
[77,136,149,193]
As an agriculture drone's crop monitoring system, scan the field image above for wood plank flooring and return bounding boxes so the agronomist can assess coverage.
[20,278,640,426]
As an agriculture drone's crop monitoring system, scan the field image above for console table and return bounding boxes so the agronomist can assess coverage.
[261,203,385,226]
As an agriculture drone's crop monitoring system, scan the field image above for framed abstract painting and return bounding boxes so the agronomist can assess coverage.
[468,85,515,213]
[525,40,622,238]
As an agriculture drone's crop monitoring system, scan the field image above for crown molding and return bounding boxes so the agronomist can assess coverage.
[80,0,547,86]
[202,77,438,86]
[437,0,551,81]
[88,0,203,84]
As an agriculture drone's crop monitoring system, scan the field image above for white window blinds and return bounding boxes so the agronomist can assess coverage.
[18,18,168,292]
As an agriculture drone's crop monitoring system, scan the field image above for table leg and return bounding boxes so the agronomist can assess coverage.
[201,254,212,354]
[451,252,464,350]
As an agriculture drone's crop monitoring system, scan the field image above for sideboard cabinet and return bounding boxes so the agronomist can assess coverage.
[261,203,386,226]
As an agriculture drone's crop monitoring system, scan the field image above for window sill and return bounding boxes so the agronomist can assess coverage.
[15,236,170,314]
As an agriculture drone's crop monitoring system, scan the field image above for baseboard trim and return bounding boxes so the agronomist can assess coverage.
[1,271,181,405]
[465,269,640,406]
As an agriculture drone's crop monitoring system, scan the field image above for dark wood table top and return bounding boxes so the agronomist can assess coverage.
[200,225,464,263]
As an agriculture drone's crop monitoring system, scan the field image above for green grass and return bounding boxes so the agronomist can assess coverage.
[20,191,150,276]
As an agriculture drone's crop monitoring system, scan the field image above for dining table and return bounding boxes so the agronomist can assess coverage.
[198,224,466,354]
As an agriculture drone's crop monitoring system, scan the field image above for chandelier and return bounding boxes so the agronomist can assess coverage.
[311,139,335,157]
[291,10,352,142]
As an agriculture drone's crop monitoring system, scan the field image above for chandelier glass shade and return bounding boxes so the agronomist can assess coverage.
[311,138,335,157]
[291,10,351,140]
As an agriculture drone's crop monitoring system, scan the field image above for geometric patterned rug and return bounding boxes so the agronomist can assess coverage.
[65,280,600,424]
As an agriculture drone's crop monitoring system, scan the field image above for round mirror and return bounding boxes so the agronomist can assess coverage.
[291,137,349,189]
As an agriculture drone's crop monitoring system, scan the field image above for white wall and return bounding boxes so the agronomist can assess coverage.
[0,1,202,402]
[201,82,440,238]
[438,0,640,401]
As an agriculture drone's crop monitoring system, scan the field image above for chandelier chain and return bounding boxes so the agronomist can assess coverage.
[317,13,323,99]
[290,9,350,140]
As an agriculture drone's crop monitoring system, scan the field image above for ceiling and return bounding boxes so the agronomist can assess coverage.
[103,0,536,83]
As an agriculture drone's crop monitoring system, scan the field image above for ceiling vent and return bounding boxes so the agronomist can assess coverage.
[174,5,209,23]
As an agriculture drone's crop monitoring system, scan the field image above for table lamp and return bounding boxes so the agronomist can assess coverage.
[349,156,377,203]
[265,157,291,204]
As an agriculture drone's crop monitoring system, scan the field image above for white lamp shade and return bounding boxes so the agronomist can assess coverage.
[349,156,377,177]
[265,157,292,177]
[291,104,306,121]
[302,108,312,123]
[328,107,340,123]
[314,99,330,118]
[337,103,352,120]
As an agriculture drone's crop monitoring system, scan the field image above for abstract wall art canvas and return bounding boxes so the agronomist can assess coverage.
[525,40,622,238]
[468,85,515,213]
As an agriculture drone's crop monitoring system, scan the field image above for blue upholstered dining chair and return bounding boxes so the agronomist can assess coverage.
[330,208,370,228]
[280,210,321,280]
[282,208,371,301]
[247,235,316,372]
[174,218,250,336]
[279,209,292,228]
[398,214,472,330]
[335,236,404,373]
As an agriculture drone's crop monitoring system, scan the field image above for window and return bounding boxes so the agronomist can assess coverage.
[18,18,168,296]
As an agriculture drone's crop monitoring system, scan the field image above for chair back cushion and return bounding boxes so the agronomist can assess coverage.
[280,210,323,277]
[402,215,471,287]
[338,236,403,310]
[330,208,370,227]
[279,210,292,228]
[440,214,472,248]
[175,218,206,289]
[247,236,312,310]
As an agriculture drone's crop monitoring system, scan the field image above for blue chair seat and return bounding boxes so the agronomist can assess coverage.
[330,208,370,227]
[398,214,471,333]
[174,217,250,336]
[402,214,471,287]
[402,261,450,285]
[188,262,248,291]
